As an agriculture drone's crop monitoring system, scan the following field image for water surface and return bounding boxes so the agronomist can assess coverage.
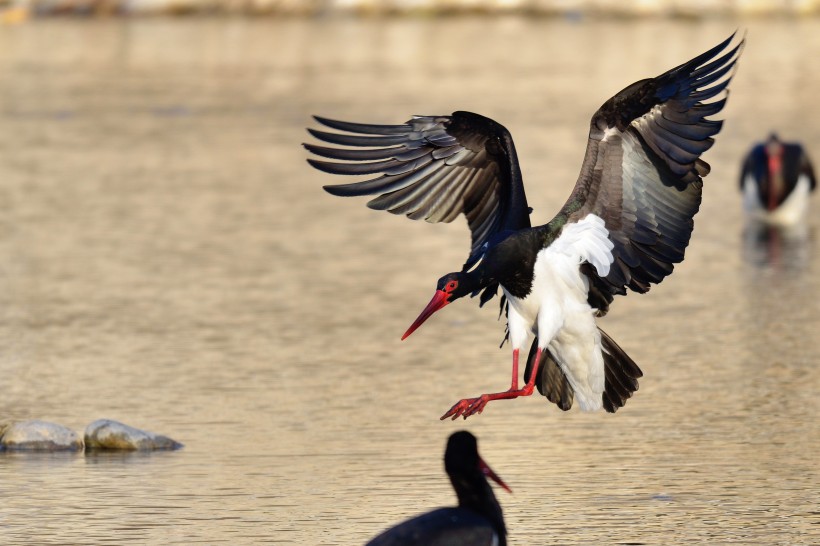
[0,17,818,544]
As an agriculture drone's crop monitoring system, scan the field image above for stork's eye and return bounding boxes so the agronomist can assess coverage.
[446,280,458,292]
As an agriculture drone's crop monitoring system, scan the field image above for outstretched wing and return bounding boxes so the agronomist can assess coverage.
[557,32,744,299]
[305,111,531,271]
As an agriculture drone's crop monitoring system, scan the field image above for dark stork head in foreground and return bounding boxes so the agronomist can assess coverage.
[740,133,816,225]
[366,431,510,546]
[306,33,745,420]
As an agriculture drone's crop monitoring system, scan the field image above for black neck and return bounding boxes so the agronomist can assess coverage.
[482,228,550,300]
[451,474,507,545]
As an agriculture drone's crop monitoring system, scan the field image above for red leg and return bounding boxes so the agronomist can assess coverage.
[441,348,542,420]
[510,348,520,390]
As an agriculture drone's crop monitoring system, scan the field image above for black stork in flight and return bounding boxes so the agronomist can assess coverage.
[366,431,510,546]
[740,133,816,225]
[306,33,744,420]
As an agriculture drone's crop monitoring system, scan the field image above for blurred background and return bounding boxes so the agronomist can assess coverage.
[0,2,818,545]
[1,0,820,18]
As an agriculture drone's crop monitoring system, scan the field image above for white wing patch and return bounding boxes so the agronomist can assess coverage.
[551,214,615,277]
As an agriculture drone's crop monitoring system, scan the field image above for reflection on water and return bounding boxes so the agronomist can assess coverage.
[0,17,818,545]
[742,220,813,270]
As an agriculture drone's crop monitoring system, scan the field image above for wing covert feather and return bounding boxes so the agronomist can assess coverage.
[558,33,744,297]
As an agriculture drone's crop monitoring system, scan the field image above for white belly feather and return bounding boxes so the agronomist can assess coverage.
[503,214,614,411]
[743,174,812,226]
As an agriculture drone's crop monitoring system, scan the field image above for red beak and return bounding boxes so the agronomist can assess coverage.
[401,289,450,340]
[479,457,512,494]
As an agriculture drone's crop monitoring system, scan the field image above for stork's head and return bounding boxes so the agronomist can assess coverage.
[401,272,474,340]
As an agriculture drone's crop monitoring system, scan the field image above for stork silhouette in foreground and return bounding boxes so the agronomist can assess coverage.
[366,431,510,546]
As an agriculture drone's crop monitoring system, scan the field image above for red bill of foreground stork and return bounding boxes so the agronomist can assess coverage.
[366,431,510,546]
[740,133,816,226]
[306,33,744,420]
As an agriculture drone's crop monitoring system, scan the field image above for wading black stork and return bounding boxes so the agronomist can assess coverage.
[740,133,816,225]
[366,431,510,546]
[306,33,744,420]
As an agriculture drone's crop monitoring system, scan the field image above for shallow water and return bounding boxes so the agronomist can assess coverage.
[0,17,818,545]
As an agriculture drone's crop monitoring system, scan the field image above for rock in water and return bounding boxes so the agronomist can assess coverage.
[0,420,84,452]
[84,419,183,451]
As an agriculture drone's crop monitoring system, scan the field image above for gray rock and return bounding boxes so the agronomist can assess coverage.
[0,420,83,452]
[84,419,183,451]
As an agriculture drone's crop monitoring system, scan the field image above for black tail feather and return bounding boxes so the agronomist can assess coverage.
[523,329,642,413]
[523,339,574,411]
[600,328,643,413]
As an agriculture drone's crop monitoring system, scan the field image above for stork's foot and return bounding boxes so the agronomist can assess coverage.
[440,385,535,420]
[440,396,490,420]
